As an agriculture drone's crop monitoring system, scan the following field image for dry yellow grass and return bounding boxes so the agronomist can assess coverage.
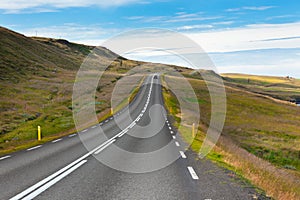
[162,74,300,200]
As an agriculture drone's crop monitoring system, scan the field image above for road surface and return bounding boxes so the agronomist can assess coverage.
[0,75,264,199]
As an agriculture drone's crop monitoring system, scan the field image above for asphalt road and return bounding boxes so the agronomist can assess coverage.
[0,75,265,200]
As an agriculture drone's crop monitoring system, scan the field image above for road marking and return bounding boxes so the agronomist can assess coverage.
[175,141,180,146]
[129,122,136,129]
[26,145,42,151]
[169,127,172,130]
[21,160,87,200]
[105,120,109,123]
[11,138,118,200]
[51,138,62,143]
[99,122,103,125]
[0,155,11,161]
[94,139,116,154]
[118,129,129,137]
[170,131,174,134]
[179,151,187,159]
[187,166,199,180]
[91,125,97,129]
[68,134,77,138]
[172,135,176,139]
[82,129,88,133]
[10,75,155,200]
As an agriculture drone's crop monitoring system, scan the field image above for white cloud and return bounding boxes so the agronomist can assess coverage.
[165,16,222,23]
[0,0,144,12]
[20,24,117,45]
[124,12,222,24]
[243,6,275,11]
[177,24,213,30]
[266,15,295,21]
[226,6,275,12]
[185,22,300,53]
[212,21,235,25]
[225,8,241,12]
[125,16,145,20]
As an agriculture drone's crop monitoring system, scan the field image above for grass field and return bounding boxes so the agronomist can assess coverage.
[222,73,300,103]
[162,74,300,200]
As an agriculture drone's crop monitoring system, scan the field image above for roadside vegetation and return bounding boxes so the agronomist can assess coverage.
[223,73,300,103]
[162,74,300,200]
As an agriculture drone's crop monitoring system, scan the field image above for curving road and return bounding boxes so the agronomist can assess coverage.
[0,75,264,200]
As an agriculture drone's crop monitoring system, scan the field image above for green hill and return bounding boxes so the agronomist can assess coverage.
[0,26,136,148]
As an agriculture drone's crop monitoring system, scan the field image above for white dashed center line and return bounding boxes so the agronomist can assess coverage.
[82,129,88,133]
[68,134,77,137]
[175,141,180,146]
[187,166,199,180]
[172,135,176,139]
[179,151,187,159]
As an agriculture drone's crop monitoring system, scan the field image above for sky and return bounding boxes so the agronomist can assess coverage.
[0,0,300,77]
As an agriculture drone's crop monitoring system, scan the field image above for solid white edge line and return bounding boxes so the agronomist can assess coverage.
[51,138,62,143]
[22,160,88,200]
[94,139,116,155]
[179,151,187,159]
[175,141,180,146]
[10,138,115,200]
[118,129,129,138]
[26,145,42,151]
[187,166,199,180]
[0,155,11,161]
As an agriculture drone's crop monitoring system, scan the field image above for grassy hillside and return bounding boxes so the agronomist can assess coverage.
[0,27,143,153]
[162,74,300,199]
[222,73,300,103]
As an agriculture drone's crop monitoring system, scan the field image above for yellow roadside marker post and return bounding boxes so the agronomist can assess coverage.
[38,126,41,141]
[192,123,195,139]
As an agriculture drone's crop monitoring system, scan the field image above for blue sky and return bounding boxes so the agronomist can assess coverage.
[1,0,300,77]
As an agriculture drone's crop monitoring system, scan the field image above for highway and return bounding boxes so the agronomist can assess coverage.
[0,75,262,199]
